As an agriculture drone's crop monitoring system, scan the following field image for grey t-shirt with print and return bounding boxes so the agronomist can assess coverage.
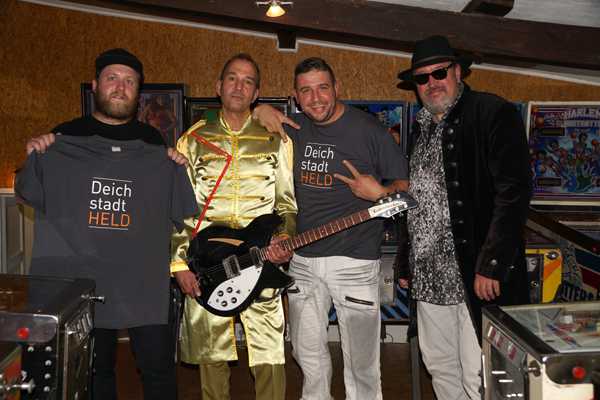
[287,105,408,260]
[15,135,198,329]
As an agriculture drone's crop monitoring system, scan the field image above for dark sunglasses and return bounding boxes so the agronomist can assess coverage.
[413,63,455,85]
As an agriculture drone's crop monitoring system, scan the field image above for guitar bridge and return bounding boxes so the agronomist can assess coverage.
[222,255,241,279]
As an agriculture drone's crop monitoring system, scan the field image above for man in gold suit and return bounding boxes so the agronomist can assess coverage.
[170,53,296,400]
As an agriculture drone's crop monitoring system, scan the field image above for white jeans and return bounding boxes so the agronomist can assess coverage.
[287,254,382,400]
[417,301,482,400]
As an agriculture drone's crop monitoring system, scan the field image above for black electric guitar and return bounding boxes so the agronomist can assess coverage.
[187,192,417,317]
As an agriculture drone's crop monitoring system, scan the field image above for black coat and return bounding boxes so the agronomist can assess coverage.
[405,85,532,341]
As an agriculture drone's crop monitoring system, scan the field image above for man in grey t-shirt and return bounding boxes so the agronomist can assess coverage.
[256,57,408,400]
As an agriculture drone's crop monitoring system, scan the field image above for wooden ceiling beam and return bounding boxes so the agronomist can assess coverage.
[276,30,297,51]
[58,0,600,71]
[462,0,514,17]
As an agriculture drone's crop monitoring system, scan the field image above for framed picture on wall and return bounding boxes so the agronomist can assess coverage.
[527,101,600,205]
[185,97,222,129]
[185,97,292,131]
[343,100,407,153]
[256,97,290,116]
[81,83,186,147]
[407,101,422,130]
[513,101,528,129]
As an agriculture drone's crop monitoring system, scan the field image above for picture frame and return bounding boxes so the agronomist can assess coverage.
[513,101,528,129]
[527,101,600,205]
[81,83,186,147]
[406,102,422,154]
[185,97,292,130]
[185,97,222,129]
[343,100,407,153]
[289,96,302,114]
[256,97,290,117]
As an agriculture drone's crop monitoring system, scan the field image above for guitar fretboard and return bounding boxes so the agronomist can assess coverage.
[258,209,373,261]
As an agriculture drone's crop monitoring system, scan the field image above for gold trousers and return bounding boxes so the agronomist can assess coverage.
[199,362,286,400]
[179,291,285,366]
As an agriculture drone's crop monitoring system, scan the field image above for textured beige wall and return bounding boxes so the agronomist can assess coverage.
[1,0,598,187]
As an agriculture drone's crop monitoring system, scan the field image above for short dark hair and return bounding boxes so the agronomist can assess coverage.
[294,57,336,88]
[219,53,261,89]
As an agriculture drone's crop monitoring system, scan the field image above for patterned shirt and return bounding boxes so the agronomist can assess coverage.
[408,85,465,305]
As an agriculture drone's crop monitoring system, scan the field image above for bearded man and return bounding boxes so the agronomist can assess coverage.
[20,48,194,400]
[397,35,532,400]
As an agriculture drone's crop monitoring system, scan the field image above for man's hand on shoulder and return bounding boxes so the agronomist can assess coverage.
[253,104,300,143]
[26,133,56,155]
[167,148,189,166]
[174,270,200,297]
[474,273,501,301]
[334,160,387,202]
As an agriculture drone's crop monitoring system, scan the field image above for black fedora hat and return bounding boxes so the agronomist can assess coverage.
[398,35,472,83]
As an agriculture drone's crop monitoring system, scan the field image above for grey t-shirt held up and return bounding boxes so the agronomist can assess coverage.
[16,135,198,328]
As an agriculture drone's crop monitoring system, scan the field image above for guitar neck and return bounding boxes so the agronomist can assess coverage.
[254,192,416,263]
[260,209,374,259]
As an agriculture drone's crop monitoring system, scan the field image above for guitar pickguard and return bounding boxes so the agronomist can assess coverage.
[205,264,262,312]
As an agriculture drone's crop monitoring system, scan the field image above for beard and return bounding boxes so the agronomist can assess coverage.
[94,89,138,122]
[421,87,455,116]
[420,81,463,118]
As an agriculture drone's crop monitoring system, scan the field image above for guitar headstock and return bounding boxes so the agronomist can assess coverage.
[368,192,418,219]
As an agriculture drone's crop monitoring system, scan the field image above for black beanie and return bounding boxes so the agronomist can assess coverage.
[95,48,144,83]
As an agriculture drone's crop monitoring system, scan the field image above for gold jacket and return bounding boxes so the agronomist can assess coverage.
[170,112,296,273]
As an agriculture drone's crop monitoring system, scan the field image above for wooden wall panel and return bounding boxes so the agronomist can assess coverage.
[0,0,598,187]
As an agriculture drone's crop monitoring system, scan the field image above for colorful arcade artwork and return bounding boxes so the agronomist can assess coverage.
[344,101,406,151]
[527,102,600,203]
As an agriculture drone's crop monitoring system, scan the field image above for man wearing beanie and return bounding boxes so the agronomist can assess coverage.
[20,48,197,400]
[27,48,163,147]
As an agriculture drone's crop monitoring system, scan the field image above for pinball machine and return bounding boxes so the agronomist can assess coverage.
[0,275,95,400]
[483,301,600,400]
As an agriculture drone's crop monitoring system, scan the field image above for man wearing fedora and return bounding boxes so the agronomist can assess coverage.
[396,35,532,399]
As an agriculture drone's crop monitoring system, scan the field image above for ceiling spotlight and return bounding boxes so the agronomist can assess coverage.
[256,0,293,18]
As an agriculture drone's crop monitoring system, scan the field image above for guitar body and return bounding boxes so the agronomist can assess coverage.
[188,213,293,317]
